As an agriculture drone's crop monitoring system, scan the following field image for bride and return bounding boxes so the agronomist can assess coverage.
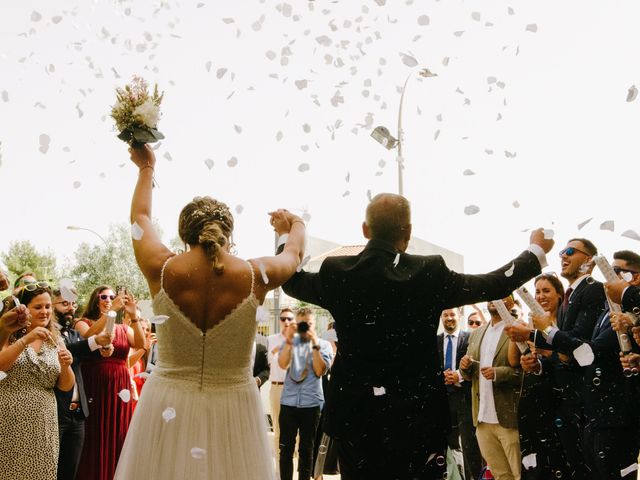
[115,145,305,479]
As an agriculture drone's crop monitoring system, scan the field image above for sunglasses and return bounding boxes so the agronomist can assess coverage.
[99,294,116,301]
[54,300,77,308]
[613,266,640,276]
[468,320,482,326]
[559,247,590,257]
[22,281,50,292]
[280,317,295,322]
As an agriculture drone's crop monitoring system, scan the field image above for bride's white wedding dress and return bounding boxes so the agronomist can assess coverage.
[115,259,275,480]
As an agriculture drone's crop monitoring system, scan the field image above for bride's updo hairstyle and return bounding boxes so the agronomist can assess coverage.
[178,196,234,274]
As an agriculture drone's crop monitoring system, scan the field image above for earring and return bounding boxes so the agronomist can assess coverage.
[229,242,238,256]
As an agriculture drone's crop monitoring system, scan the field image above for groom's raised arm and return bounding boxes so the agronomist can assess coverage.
[276,242,327,307]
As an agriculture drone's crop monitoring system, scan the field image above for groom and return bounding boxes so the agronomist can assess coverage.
[277,193,553,479]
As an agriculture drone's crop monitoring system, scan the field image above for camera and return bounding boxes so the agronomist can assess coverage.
[297,321,309,334]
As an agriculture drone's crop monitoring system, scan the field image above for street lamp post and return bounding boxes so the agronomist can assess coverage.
[371,68,438,196]
[66,225,108,247]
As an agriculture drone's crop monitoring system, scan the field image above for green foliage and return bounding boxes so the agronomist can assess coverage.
[63,223,152,303]
[1,240,58,285]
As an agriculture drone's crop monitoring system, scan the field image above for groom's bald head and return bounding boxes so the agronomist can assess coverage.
[363,193,411,247]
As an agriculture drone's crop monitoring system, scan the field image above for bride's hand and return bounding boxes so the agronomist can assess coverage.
[269,210,291,236]
[129,144,156,170]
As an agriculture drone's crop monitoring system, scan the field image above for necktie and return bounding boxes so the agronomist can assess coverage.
[562,287,573,312]
[444,335,453,371]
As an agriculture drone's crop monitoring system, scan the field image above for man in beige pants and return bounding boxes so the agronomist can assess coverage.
[267,308,296,477]
[461,297,523,480]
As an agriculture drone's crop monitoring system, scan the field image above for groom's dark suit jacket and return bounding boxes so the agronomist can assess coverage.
[282,238,542,450]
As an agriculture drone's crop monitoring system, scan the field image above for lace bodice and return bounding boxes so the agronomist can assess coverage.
[150,258,259,390]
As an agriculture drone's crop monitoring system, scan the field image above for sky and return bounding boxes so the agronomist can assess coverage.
[1,0,640,290]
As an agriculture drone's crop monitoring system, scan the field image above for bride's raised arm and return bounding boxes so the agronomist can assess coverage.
[129,145,173,294]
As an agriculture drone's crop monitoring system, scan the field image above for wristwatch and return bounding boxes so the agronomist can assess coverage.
[540,325,554,340]
[312,344,321,351]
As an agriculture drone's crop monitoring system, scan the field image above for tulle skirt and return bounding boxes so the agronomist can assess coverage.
[114,374,275,480]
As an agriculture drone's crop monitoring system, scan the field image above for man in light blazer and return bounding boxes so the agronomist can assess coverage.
[461,297,523,480]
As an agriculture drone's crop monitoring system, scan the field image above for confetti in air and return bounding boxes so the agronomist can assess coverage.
[131,222,144,240]
[162,407,176,423]
[118,389,131,403]
[504,263,515,277]
[150,315,169,325]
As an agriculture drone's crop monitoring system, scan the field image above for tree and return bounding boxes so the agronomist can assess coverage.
[1,240,58,285]
[64,223,154,302]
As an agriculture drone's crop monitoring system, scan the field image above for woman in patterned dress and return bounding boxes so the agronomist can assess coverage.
[74,285,145,480]
[0,283,75,480]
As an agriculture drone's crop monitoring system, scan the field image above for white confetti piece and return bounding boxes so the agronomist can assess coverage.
[162,407,176,423]
[417,15,430,26]
[150,315,169,325]
[434,130,440,141]
[505,151,517,158]
[621,229,640,241]
[298,163,310,172]
[620,463,638,477]
[296,255,311,273]
[485,149,494,155]
[31,11,42,22]
[393,253,400,268]
[522,453,537,469]
[454,31,465,37]
[60,285,78,303]
[216,68,227,79]
[255,302,271,322]
[316,35,332,47]
[131,222,144,241]
[400,53,418,67]
[302,211,311,222]
[204,158,214,170]
[525,24,538,33]
[0,371,7,381]
[51,16,63,24]
[463,169,475,176]
[504,263,515,277]
[295,79,308,90]
[1,91,8,102]
[265,50,276,60]
[543,229,554,240]
[464,205,480,215]
[135,372,150,380]
[573,343,594,366]
[600,220,615,232]
[257,261,269,285]
[190,447,206,460]
[622,272,633,282]
[512,201,520,208]
[471,12,481,21]
[163,152,173,162]
[39,133,51,154]
[275,131,283,142]
[577,217,593,230]
[227,157,238,167]
[373,386,386,396]
[508,7,515,15]
[222,18,234,24]
[626,85,638,102]
[235,205,243,214]
[73,181,81,189]
[118,389,131,403]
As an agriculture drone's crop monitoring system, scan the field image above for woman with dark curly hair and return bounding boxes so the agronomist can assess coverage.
[0,283,75,480]
[74,285,145,480]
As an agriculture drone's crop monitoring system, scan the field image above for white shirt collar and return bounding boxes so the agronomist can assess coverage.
[570,274,590,291]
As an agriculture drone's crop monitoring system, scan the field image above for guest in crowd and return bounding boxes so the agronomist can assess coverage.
[267,307,297,470]
[0,269,10,291]
[74,285,145,480]
[507,273,570,479]
[53,288,112,480]
[253,332,270,389]
[128,317,155,396]
[0,283,74,480]
[438,307,482,480]
[461,297,523,480]
[12,271,37,294]
[466,305,486,330]
[278,307,333,480]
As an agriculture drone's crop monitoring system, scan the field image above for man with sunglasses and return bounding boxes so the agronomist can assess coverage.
[507,238,606,477]
[267,307,297,474]
[278,307,333,480]
[52,288,112,480]
[540,250,640,479]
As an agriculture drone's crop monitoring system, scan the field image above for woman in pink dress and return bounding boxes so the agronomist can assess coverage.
[74,285,145,480]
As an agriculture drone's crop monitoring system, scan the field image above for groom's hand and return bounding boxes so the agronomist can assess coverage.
[269,210,291,235]
[529,228,554,254]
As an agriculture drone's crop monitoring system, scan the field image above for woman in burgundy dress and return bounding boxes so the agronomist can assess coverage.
[74,285,145,480]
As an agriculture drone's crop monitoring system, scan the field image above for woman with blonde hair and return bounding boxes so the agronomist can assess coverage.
[115,145,305,480]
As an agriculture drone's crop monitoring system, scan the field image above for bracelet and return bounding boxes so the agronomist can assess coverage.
[18,338,27,349]
[130,318,139,323]
[291,220,305,228]
[139,165,154,174]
